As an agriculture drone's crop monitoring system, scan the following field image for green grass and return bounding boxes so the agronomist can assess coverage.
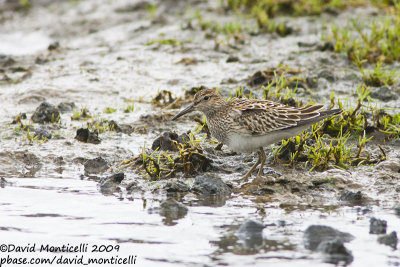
[104,107,117,114]
[146,38,182,46]
[124,104,135,113]
[325,10,400,64]
[71,108,92,120]
[223,0,369,22]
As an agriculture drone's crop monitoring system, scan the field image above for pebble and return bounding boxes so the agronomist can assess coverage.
[191,174,232,196]
[31,102,60,123]
[369,217,387,234]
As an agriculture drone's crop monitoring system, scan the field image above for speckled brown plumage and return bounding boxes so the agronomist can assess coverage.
[172,89,342,181]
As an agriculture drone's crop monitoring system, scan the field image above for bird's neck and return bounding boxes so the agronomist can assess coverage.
[203,100,228,119]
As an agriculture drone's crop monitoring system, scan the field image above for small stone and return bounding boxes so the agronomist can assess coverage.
[305,77,318,89]
[108,120,134,134]
[159,198,188,221]
[48,41,60,50]
[339,190,362,204]
[57,102,76,113]
[237,219,264,237]
[226,55,239,63]
[369,217,387,234]
[191,174,232,196]
[377,231,397,249]
[318,70,336,82]
[151,131,189,151]
[317,238,353,265]
[370,86,398,101]
[75,128,101,144]
[164,179,190,193]
[98,173,125,195]
[304,225,354,251]
[34,126,52,140]
[0,178,9,188]
[236,219,264,249]
[31,102,60,123]
[395,206,400,217]
[84,157,110,175]
[317,41,334,51]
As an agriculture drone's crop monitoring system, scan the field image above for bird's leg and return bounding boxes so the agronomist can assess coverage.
[240,149,262,182]
[256,148,266,179]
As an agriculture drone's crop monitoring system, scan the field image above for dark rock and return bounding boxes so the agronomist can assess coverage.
[35,56,48,64]
[159,198,188,223]
[304,225,354,251]
[377,231,397,249]
[151,131,189,151]
[31,102,60,123]
[48,41,60,50]
[0,178,10,188]
[237,219,264,237]
[164,179,190,193]
[317,41,334,51]
[84,157,110,175]
[98,173,125,195]
[115,1,151,12]
[34,126,52,140]
[236,219,265,249]
[277,220,286,227]
[11,113,27,124]
[226,55,239,63]
[370,86,398,101]
[317,238,353,265]
[108,120,134,134]
[191,174,232,196]
[57,102,76,113]
[395,206,400,217]
[339,190,362,204]
[288,81,307,89]
[318,70,335,82]
[75,128,101,144]
[369,217,387,234]
[0,54,15,67]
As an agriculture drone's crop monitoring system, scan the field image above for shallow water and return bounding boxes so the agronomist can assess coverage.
[1,0,400,266]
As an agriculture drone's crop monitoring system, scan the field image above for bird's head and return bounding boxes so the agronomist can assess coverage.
[171,89,223,120]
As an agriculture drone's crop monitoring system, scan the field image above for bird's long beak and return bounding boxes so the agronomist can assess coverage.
[171,102,195,121]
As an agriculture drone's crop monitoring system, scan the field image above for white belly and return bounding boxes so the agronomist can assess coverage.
[225,126,310,153]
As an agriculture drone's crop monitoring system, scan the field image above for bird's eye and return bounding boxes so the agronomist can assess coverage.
[204,96,210,101]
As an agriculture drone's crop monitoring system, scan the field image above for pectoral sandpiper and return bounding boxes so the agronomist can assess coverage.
[172,89,342,182]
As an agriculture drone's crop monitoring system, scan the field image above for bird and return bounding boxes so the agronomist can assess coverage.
[172,89,342,182]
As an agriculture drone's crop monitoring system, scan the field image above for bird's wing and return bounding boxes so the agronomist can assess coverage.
[229,99,324,136]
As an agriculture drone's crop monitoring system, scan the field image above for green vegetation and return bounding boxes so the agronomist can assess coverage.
[360,62,397,87]
[326,12,400,65]
[223,0,367,16]
[86,118,114,133]
[145,4,158,19]
[19,0,30,8]
[71,108,91,120]
[104,107,117,114]
[124,104,135,113]
[146,38,182,47]
[119,129,209,180]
